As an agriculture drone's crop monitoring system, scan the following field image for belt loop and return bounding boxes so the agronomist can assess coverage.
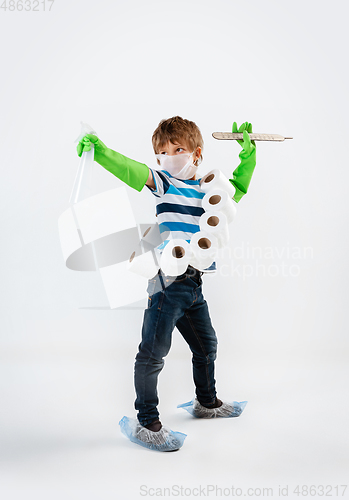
[158,269,166,292]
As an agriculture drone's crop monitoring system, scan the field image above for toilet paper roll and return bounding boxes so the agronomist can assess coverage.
[199,211,230,248]
[190,231,219,257]
[189,231,218,271]
[127,247,161,279]
[202,189,237,224]
[160,239,192,277]
[200,169,235,198]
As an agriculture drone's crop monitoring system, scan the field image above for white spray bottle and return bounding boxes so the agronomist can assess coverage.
[70,122,98,205]
[69,122,99,271]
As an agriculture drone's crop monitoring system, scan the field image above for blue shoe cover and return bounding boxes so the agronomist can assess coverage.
[177,397,247,418]
[119,416,187,452]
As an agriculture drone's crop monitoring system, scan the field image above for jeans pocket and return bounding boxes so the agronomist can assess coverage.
[187,275,202,288]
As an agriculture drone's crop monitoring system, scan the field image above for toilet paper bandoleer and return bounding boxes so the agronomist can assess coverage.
[76,116,257,452]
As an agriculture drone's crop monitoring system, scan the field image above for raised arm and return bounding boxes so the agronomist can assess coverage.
[77,134,154,192]
[229,122,257,203]
[146,168,156,190]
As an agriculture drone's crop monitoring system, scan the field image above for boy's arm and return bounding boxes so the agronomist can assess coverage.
[146,169,156,190]
[229,122,257,203]
[77,134,155,192]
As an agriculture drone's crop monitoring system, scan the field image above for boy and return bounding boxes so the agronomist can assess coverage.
[77,116,256,451]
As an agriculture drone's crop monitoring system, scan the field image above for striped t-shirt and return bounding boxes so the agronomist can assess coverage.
[146,168,216,273]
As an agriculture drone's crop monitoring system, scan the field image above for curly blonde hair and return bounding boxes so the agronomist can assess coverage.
[152,116,204,166]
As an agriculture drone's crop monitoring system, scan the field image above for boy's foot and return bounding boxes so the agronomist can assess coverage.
[177,397,248,418]
[202,398,223,409]
[144,419,162,432]
[119,416,187,452]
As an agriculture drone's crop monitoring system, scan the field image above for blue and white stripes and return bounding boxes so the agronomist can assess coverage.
[146,168,216,272]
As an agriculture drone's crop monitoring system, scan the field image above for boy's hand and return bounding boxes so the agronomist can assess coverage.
[76,134,107,157]
[229,122,257,203]
[75,133,149,192]
[232,121,256,154]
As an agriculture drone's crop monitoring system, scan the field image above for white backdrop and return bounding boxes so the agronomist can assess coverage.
[1,1,349,499]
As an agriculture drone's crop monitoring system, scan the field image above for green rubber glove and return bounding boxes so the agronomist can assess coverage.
[229,122,257,203]
[77,134,149,192]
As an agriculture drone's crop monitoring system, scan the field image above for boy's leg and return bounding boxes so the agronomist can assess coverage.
[134,306,172,426]
[134,273,185,426]
[175,286,218,408]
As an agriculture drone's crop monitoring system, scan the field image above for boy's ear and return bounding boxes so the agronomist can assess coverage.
[195,146,202,165]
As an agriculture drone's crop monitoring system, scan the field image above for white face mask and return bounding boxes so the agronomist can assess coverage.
[155,152,198,180]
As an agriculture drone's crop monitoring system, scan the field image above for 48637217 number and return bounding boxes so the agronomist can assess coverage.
[293,485,347,496]
[0,0,55,11]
